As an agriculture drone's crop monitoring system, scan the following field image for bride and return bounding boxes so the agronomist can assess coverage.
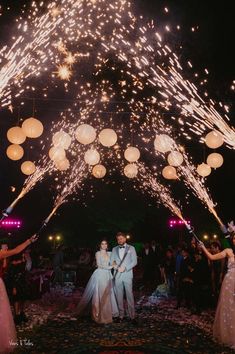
[200,233,235,349]
[77,240,118,324]
[0,234,37,353]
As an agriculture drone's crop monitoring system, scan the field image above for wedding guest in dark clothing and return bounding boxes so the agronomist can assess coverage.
[8,253,29,324]
[141,242,155,288]
[176,248,194,309]
[161,249,175,295]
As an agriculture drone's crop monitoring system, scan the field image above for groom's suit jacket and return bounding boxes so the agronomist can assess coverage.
[110,244,137,282]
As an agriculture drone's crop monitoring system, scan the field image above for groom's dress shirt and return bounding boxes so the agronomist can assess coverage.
[119,243,127,260]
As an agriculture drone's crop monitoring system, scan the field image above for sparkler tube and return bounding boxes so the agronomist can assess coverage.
[184,222,201,243]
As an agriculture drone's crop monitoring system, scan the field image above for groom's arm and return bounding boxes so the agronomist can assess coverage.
[125,246,137,272]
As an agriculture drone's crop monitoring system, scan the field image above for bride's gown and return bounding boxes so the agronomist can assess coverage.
[213,255,235,349]
[77,251,118,324]
[0,278,17,353]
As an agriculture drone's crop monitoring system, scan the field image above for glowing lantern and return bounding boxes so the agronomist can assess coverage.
[167,151,184,167]
[206,153,224,169]
[6,144,24,161]
[124,147,140,162]
[21,161,36,175]
[84,149,100,165]
[22,117,44,138]
[99,128,117,147]
[162,166,178,180]
[124,164,138,178]
[92,164,106,178]
[75,124,96,145]
[196,163,211,177]
[52,131,71,150]
[7,127,26,144]
[55,158,70,171]
[205,130,223,149]
[49,146,66,161]
[154,134,174,153]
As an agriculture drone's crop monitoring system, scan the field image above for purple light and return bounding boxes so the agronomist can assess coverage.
[168,219,191,228]
[1,219,22,229]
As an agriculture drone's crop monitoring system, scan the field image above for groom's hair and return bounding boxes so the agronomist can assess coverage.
[116,232,126,238]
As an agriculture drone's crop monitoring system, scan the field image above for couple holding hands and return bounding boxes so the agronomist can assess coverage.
[77,232,138,324]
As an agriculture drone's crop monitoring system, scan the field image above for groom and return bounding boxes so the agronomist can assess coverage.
[110,232,137,323]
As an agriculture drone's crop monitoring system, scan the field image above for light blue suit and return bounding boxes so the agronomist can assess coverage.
[110,244,137,319]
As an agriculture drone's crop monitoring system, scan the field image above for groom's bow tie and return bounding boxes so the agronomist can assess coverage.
[119,246,125,249]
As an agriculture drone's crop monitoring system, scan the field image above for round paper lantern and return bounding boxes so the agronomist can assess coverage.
[6,144,24,161]
[7,127,26,144]
[92,164,107,178]
[124,164,138,178]
[55,158,70,171]
[167,151,184,167]
[84,149,100,165]
[124,147,140,162]
[75,124,96,145]
[21,161,36,175]
[196,163,211,177]
[52,131,71,150]
[205,130,223,149]
[162,166,178,180]
[49,146,66,162]
[99,128,117,147]
[22,117,44,138]
[206,153,224,169]
[154,134,174,153]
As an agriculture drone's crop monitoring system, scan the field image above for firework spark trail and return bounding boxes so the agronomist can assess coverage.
[178,152,223,226]
[5,158,53,215]
[98,9,235,148]
[0,0,87,106]
[137,163,184,222]
[43,159,88,225]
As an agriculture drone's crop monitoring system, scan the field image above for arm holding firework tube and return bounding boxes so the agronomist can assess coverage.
[0,235,38,259]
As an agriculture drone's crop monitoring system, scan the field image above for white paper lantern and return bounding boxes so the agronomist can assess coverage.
[154,134,174,153]
[92,164,106,178]
[49,146,66,161]
[124,163,138,178]
[55,158,70,171]
[206,153,224,169]
[22,117,44,138]
[205,130,223,149]
[162,166,178,180]
[6,144,24,161]
[21,161,36,175]
[7,127,26,144]
[75,124,96,145]
[99,128,117,147]
[124,147,140,162]
[84,149,100,165]
[167,151,184,167]
[52,131,71,150]
[196,163,211,177]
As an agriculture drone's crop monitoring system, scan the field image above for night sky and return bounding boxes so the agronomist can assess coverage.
[0,0,235,249]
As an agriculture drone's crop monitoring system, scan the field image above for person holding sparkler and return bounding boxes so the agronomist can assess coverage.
[199,233,235,349]
[0,234,38,353]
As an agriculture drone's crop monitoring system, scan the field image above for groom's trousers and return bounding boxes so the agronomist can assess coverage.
[114,276,135,319]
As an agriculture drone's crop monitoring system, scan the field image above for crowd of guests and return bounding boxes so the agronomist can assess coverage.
[0,236,228,326]
[140,238,226,313]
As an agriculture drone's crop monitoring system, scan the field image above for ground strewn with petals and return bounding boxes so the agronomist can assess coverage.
[14,287,234,354]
